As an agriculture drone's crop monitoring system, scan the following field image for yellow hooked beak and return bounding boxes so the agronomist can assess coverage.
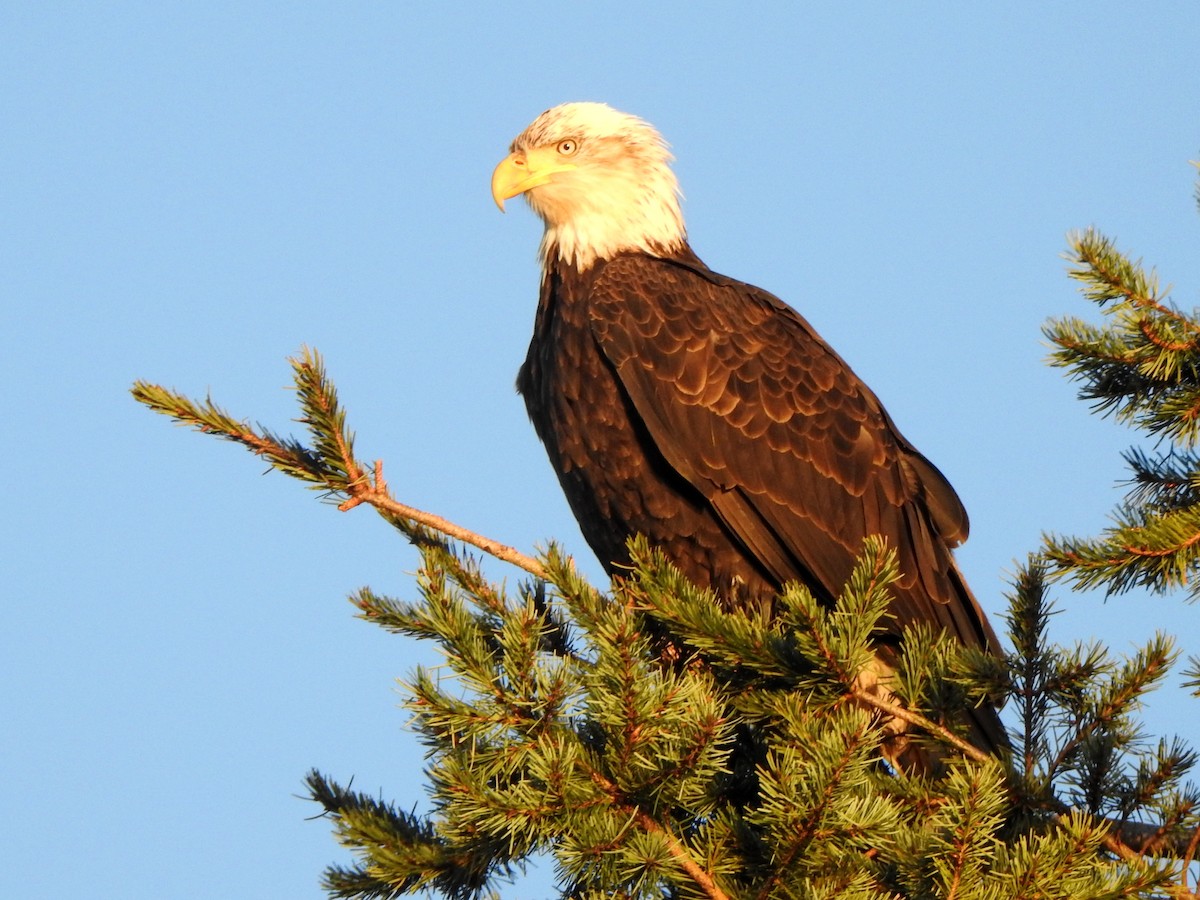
[491,147,578,211]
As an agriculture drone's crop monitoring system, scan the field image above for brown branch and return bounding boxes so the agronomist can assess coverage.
[589,771,730,900]
[849,687,988,763]
[337,458,549,581]
[1078,811,1197,862]
[1121,528,1200,559]
[845,687,1196,862]
[1099,822,1140,862]
[631,807,728,900]
[1182,820,1200,894]
[1138,317,1198,353]
[1132,290,1198,330]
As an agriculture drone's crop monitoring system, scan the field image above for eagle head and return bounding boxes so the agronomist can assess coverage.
[492,102,686,271]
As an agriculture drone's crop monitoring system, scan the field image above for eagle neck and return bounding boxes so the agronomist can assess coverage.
[538,244,703,286]
[539,224,687,274]
[535,253,602,329]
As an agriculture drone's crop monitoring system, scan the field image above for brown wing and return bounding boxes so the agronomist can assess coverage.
[588,254,994,652]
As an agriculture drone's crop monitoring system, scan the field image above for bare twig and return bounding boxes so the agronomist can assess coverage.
[337,458,549,581]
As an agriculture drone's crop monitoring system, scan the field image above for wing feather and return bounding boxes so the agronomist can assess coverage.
[589,255,981,645]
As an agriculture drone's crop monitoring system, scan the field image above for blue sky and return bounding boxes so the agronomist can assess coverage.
[4,4,1200,897]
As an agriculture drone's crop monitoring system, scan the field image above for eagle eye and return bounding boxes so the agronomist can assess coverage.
[556,139,578,156]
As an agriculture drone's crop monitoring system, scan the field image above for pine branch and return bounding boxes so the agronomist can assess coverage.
[133,348,549,581]
[1050,634,1177,789]
[999,559,1200,865]
[1043,503,1200,599]
[1063,228,1171,317]
[1044,200,1200,610]
[931,764,1008,899]
[749,708,889,900]
[1123,447,1200,512]
[587,769,732,900]
[1047,229,1200,444]
[139,343,1200,894]
[131,380,339,485]
[306,769,503,900]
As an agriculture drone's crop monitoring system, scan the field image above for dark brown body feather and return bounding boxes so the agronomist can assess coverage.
[518,248,1004,754]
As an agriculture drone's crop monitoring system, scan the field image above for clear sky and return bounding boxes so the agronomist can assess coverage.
[4,3,1200,897]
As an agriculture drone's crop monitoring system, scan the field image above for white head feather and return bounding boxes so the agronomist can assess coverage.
[507,102,687,271]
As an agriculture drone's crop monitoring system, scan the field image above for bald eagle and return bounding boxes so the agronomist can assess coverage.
[493,102,1005,760]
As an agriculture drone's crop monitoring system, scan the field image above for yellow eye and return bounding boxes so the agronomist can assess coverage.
[556,139,578,156]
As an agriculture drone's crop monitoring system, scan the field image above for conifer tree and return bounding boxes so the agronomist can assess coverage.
[133,169,1200,899]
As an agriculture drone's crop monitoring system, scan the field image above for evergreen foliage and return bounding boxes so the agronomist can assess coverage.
[1043,174,1200,600]
[129,167,1200,899]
